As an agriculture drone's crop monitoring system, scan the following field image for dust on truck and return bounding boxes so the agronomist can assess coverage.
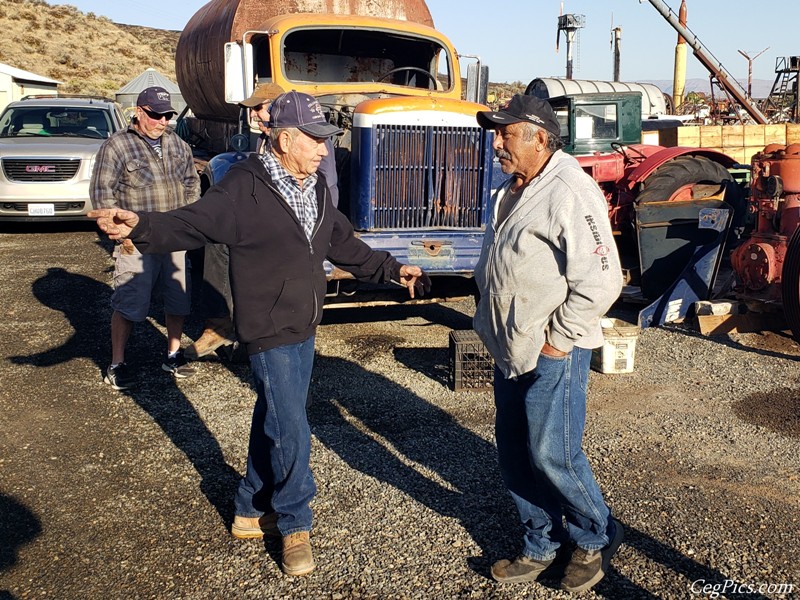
[176,0,493,304]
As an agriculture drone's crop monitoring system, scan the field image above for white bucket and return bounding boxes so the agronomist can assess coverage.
[591,318,640,374]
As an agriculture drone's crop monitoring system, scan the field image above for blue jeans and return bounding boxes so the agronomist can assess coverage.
[233,336,317,535]
[494,347,612,561]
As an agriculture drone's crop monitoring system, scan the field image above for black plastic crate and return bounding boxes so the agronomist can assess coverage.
[449,330,494,392]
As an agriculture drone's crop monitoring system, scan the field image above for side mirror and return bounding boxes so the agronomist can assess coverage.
[229,133,249,153]
[466,62,489,105]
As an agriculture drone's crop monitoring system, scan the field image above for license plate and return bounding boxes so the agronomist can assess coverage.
[28,203,55,216]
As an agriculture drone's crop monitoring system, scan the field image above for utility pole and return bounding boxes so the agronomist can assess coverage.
[738,47,769,98]
[557,11,585,80]
[611,25,622,82]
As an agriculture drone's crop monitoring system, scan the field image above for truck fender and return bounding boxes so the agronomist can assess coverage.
[623,146,737,190]
[204,151,251,188]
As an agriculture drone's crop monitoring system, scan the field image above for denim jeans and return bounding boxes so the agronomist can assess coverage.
[494,347,612,560]
[233,336,317,535]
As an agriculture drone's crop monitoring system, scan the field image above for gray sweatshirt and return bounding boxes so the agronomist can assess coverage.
[473,150,623,378]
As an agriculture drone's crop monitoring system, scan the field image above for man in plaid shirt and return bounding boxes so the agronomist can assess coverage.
[90,86,200,390]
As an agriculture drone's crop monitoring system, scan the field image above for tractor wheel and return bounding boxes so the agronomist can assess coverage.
[782,226,800,343]
[635,155,745,301]
[637,154,746,242]
[637,155,736,204]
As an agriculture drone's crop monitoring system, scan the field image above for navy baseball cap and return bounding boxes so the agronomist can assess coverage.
[137,86,175,115]
[268,91,342,138]
[477,94,560,137]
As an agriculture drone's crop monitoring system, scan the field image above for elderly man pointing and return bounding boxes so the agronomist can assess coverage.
[89,90,430,577]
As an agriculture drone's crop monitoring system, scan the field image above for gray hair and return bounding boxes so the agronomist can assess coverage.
[519,121,564,152]
[268,126,300,146]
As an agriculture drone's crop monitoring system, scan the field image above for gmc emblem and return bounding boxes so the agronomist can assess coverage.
[25,165,56,173]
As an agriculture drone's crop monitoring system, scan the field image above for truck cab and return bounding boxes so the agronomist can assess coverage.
[547,92,643,155]
[180,11,493,303]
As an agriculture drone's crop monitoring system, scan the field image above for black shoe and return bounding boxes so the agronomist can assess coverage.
[104,363,135,390]
[561,518,625,593]
[491,555,554,583]
[162,350,196,379]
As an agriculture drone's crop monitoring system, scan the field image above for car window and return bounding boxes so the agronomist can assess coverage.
[0,108,52,137]
[0,106,114,139]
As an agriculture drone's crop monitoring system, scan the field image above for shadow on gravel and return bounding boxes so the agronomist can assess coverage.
[593,523,773,600]
[309,353,517,577]
[662,323,800,362]
[0,221,97,236]
[0,493,41,599]
[8,267,239,527]
[321,301,473,330]
[309,353,765,597]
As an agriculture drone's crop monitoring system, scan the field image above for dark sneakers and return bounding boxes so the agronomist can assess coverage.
[162,350,196,379]
[104,363,135,390]
[491,555,554,583]
[561,518,625,593]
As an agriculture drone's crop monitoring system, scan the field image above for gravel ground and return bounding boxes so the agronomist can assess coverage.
[0,224,799,600]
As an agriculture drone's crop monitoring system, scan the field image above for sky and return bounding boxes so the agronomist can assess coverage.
[48,0,800,87]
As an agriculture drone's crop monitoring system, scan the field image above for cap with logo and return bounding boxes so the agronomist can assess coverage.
[136,86,175,115]
[476,94,561,137]
[240,83,286,108]
[268,91,342,138]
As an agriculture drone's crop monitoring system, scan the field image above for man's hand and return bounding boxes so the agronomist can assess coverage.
[87,208,140,240]
[540,342,567,357]
[398,265,432,299]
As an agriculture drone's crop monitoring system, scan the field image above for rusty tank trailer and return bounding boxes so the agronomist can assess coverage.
[176,0,435,121]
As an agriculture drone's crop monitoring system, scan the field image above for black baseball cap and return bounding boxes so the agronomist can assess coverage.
[268,91,342,138]
[137,86,175,115]
[477,94,560,137]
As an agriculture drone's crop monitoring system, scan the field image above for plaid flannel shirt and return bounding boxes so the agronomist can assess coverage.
[90,124,200,212]
[259,150,318,241]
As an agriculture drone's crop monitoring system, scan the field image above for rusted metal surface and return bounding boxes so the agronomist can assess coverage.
[372,125,487,229]
[732,144,800,298]
[176,0,434,120]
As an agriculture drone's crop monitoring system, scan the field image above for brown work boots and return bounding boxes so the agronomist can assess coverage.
[281,531,315,576]
[184,317,235,360]
[231,515,315,577]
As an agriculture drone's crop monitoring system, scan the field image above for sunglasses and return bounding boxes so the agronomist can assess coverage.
[141,107,174,121]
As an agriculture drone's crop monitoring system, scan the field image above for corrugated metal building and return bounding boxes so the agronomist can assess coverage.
[116,68,185,117]
[0,63,60,114]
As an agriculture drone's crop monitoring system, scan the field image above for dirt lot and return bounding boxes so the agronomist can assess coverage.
[0,224,799,600]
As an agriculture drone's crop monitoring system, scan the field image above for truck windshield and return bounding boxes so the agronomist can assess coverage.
[0,107,112,139]
[275,27,452,90]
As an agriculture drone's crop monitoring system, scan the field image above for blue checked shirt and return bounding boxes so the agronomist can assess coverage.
[259,151,318,241]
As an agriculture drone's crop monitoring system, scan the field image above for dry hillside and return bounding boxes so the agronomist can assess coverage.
[0,0,179,97]
[0,0,521,102]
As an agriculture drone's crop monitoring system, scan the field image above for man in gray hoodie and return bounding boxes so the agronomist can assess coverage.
[474,95,624,593]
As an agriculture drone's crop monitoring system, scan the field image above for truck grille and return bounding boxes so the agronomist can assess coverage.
[2,202,85,212]
[2,158,81,182]
[373,125,489,228]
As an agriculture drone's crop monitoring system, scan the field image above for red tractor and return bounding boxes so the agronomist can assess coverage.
[545,91,745,328]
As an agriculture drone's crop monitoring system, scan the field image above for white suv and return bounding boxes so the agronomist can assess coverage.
[0,96,127,221]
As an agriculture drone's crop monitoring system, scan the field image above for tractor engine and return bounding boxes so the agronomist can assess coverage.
[731,143,800,301]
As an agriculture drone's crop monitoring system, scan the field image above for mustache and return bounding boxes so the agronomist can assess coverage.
[495,149,511,160]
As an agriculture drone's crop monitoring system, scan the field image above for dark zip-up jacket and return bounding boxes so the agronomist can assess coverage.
[128,154,401,354]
